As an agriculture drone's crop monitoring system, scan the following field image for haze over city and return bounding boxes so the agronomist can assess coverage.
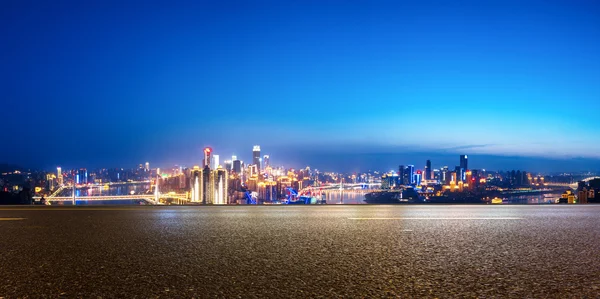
[2,0,600,172]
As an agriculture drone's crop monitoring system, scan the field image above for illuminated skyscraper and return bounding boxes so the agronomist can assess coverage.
[414,171,422,186]
[263,155,270,169]
[460,155,468,171]
[145,162,150,172]
[203,147,212,168]
[425,160,432,180]
[213,167,228,204]
[253,145,261,172]
[77,168,88,184]
[455,166,464,182]
[211,154,220,170]
[407,165,415,184]
[191,166,201,202]
[200,165,211,204]
[441,166,450,184]
[57,167,63,186]
[398,165,407,185]
[191,165,228,204]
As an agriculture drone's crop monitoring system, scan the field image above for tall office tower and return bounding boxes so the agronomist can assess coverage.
[253,145,261,173]
[200,165,212,204]
[460,155,468,171]
[398,165,406,185]
[224,160,232,172]
[213,167,228,204]
[455,166,464,182]
[414,171,422,186]
[203,147,212,168]
[441,166,449,184]
[425,160,432,180]
[77,168,88,184]
[263,155,270,169]
[407,165,415,184]
[211,154,220,170]
[191,166,201,202]
[145,162,150,172]
[233,159,242,174]
[57,167,63,185]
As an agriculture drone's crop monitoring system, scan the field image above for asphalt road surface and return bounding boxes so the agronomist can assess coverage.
[1,205,599,298]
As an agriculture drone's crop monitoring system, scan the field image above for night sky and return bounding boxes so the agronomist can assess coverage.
[2,0,600,172]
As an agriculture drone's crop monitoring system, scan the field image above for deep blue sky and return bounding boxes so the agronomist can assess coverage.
[2,0,600,172]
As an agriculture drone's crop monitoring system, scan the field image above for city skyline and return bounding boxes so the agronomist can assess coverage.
[8,147,600,174]
[2,0,600,171]
[3,1,600,297]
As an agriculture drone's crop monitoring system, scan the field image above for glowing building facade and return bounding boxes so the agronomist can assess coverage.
[190,165,228,204]
[253,145,261,173]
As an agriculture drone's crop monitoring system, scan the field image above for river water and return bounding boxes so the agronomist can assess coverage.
[57,184,151,197]
[53,184,562,205]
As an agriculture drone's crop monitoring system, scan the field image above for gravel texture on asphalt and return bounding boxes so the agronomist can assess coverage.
[1,205,599,298]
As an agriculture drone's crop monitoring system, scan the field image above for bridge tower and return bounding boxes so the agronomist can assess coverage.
[154,175,160,204]
[72,184,76,205]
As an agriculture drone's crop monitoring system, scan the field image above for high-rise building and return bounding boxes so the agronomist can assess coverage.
[263,155,270,169]
[213,167,228,204]
[407,165,415,184]
[425,160,432,180]
[441,166,450,184]
[191,166,201,203]
[233,159,242,174]
[460,155,468,171]
[191,165,229,204]
[455,166,464,182]
[398,165,405,185]
[57,167,63,186]
[211,154,220,170]
[433,169,441,181]
[399,165,414,185]
[200,165,211,204]
[203,147,212,168]
[145,162,150,172]
[253,145,261,172]
[224,160,232,172]
[77,168,88,185]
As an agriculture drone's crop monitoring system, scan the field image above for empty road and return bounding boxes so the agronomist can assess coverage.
[1,205,599,298]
